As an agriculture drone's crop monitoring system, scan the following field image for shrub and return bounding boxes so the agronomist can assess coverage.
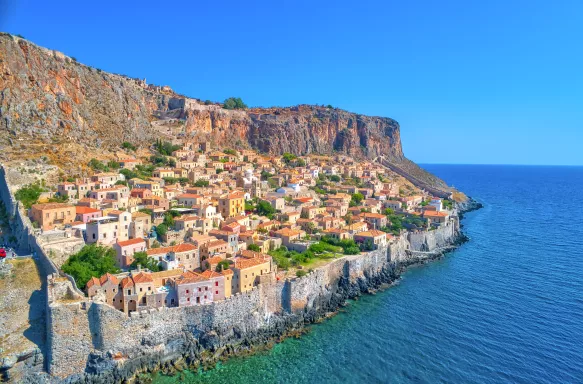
[107,160,120,170]
[193,179,209,187]
[296,270,307,277]
[248,244,261,252]
[122,142,137,151]
[130,251,160,272]
[223,97,247,110]
[273,255,291,270]
[216,260,231,272]
[256,200,275,216]
[154,139,181,156]
[88,158,107,171]
[15,182,47,209]
[351,192,364,205]
[155,223,168,236]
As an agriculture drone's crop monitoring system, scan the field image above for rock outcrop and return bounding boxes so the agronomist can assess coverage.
[0,33,451,195]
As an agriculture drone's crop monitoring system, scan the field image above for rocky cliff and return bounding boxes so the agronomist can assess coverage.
[0,33,450,194]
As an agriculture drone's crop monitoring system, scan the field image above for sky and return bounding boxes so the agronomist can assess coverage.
[1,0,582,165]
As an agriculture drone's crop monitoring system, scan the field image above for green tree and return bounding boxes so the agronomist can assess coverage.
[216,260,231,272]
[115,180,127,186]
[282,153,297,164]
[15,182,47,209]
[296,270,308,277]
[154,139,181,156]
[62,245,120,289]
[223,97,247,110]
[256,200,275,216]
[329,175,341,182]
[130,251,160,272]
[350,192,364,206]
[156,223,168,236]
[248,244,261,252]
[193,179,209,187]
[107,160,120,170]
[88,158,107,171]
[122,141,137,151]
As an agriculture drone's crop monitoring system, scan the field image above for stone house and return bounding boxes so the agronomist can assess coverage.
[75,206,102,223]
[86,214,131,246]
[86,273,121,308]
[177,193,205,207]
[423,211,450,226]
[261,196,285,211]
[57,182,78,198]
[200,240,229,260]
[130,188,153,200]
[353,230,388,249]
[322,228,352,241]
[130,211,151,238]
[142,196,170,211]
[152,168,175,179]
[91,172,123,185]
[359,212,388,230]
[231,251,273,294]
[384,200,402,211]
[113,238,147,269]
[274,228,304,247]
[173,272,214,307]
[29,203,75,230]
[218,191,245,218]
[301,205,327,219]
[199,270,231,301]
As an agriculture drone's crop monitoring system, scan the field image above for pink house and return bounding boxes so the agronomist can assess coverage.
[75,206,102,223]
[113,238,147,269]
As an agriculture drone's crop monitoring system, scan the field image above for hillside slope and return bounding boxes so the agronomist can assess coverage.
[0,33,450,195]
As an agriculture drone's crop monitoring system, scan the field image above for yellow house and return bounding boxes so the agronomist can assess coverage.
[152,168,175,179]
[134,180,163,197]
[218,191,245,218]
[29,203,75,230]
[231,251,272,293]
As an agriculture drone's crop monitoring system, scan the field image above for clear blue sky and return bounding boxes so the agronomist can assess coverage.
[2,0,582,165]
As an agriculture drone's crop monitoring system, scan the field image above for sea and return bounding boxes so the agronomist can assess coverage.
[153,165,583,384]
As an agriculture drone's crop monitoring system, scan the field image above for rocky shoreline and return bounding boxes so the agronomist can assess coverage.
[16,200,481,384]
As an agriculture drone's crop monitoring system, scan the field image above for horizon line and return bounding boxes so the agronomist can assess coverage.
[417,162,583,167]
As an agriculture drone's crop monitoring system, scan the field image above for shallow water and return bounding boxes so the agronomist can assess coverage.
[154,165,583,384]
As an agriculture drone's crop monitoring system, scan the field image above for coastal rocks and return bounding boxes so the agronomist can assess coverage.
[457,197,484,217]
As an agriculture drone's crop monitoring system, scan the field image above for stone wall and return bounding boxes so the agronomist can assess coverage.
[0,164,85,298]
[44,218,462,382]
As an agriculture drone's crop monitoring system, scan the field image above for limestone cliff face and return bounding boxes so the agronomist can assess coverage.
[0,33,447,192]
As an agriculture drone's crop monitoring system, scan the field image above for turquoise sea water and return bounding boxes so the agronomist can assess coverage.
[154,165,583,384]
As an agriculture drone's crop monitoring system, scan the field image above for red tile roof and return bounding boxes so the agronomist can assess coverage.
[75,206,101,214]
[116,238,146,247]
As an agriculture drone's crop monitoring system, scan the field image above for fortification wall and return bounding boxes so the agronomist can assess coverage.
[43,207,462,381]
[408,217,460,253]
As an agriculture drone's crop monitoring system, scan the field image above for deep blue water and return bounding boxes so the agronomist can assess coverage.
[155,165,583,384]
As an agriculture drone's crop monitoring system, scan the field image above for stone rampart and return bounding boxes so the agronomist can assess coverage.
[37,183,462,382]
